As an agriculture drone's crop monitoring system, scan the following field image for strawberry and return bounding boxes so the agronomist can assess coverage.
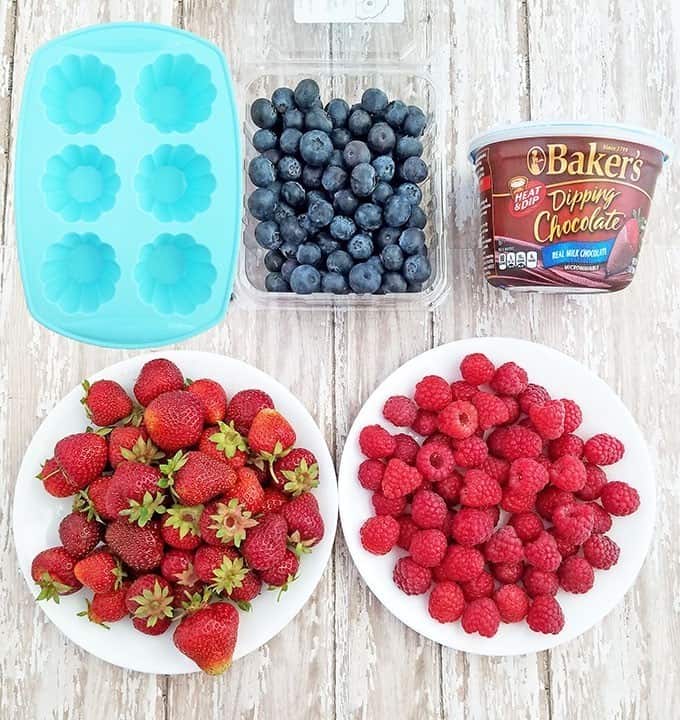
[125,574,174,634]
[58,511,102,558]
[241,513,288,571]
[186,379,228,424]
[194,545,249,595]
[105,520,164,572]
[37,457,74,497]
[172,584,210,611]
[226,389,274,435]
[31,547,81,602]
[81,379,133,427]
[160,549,199,587]
[144,390,204,453]
[133,358,184,407]
[273,448,319,495]
[199,498,258,547]
[260,549,299,595]
[229,570,262,610]
[161,504,203,550]
[199,422,248,467]
[77,581,131,627]
[73,548,126,593]
[77,475,115,521]
[55,432,108,490]
[161,451,237,505]
[261,487,289,514]
[247,409,296,460]
[282,492,325,553]
[173,601,239,674]
[230,466,265,513]
[108,426,163,468]
[106,461,165,525]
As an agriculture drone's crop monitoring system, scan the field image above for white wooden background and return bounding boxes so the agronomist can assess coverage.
[0,1,678,718]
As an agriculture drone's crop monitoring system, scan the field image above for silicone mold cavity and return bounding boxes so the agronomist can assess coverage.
[135,144,216,222]
[41,54,121,134]
[135,54,217,133]
[41,233,120,313]
[135,233,217,315]
[42,145,120,221]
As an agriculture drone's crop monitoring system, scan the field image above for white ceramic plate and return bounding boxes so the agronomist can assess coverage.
[338,337,655,656]
[13,351,338,674]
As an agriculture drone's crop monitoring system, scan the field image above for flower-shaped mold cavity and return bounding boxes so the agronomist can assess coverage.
[41,233,120,314]
[135,144,216,222]
[41,55,121,134]
[42,145,120,221]
[135,233,217,315]
[135,54,217,133]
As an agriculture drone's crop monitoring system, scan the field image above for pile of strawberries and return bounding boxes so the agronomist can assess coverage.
[31,358,325,674]
[357,352,640,638]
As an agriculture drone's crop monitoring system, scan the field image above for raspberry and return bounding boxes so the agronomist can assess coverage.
[437,401,479,440]
[382,459,423,499]
[423,431,452,448]
[487,427,508,457]
[453,435,488,468]
[462,570,494,601]
[548,527,579,558]
[391,433,420,464]
[411,409,438,437]
[500,489,536,514]
[527,595,564,634]
[588,501,613,533]
[460,353,495,385]
[358,459,385,491]
[383,396,418,427]
[450,380,477,400]
[495,426,542,461]
[451,508,495,546]
[508,458,549,494]
[479,456,510,485]
[416,443,455,481]
[359,424,396,459]
[460,469,502,508]
[393,557,432,595]
[409,529,448,568]
[548,433,584,460]
[360,516,400,555]
[600,481,640,516]
[535,487,573,520]
[558,556,594,594]
[518,384,551,413]
[523,567,559,597]
[396,514,419,550]
[433,472,462,504]
[494,584,529,623]
[471,391,509,430]
[428,581,465,623]
[583,534,620,569]
[583,433,625,465]
[509,511,544,542]
[561,399,583,433]
[549,455,587,492]
[552,502,594,545]
[411,489,447,529]
[442,510,456,539]
[490,362,528,396]
[461,598,501,637]
[499,395,520,424]
[372,492,407,517]
[484,526,524,563]
[575,463,607,501]
[529,400,565,440]
[484,505,500,527]
[439,544,485,582]
[535,454,551,470]
[524,531,561,572]
[491,561,524,584]
[414,375,452,412]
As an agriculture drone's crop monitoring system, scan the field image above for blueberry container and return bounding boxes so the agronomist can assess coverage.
[15,23,241,348]
[234,3,449,309]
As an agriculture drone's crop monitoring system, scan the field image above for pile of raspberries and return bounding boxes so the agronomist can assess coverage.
[357,352,640,637]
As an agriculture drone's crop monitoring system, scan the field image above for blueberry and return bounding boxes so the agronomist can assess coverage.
[399,227,426,255]
[384,100,408,129]
[399,156,428,183]
[254,220,281,250]
[272,87,295,114]
[408,205,427,229]
[326,98,350,127]
[294,79,321,110]
[383,195,412,227]
[322,165,348,193]
[281,258,299,282]
[277,156,302,182]
[252,128,278,152]
[372,181,394,206]
[279,128,302,155]
[301,164,324,189]
[334,189,359,216]
[330,127,352,149]
[273,202,295,223]
[407,281,423,292]
[306,190,327,207]
[268,181,282,199]
[343,140,371,168]
[299,130,334,167]
[350,102,362,112]
[351,163,377,197]
[280,240,300,259]
[263,148,282,165]
[403,106,427,136]
[265,272,290,292]
[248,156,276,187]
[316,233,340,256]
[279,216,308,245]
[250,98,278,129]
[396,182,423,206]
[328,149,345,167]
[264,249,285,272]
[395,135,423,159]
[326,249,354,274]
[281,181,306,208]
[361,88,389,115]
[367,122,396,153]
[330,215,357,241]
[372,155,395,182]
[348,109,372,137]
[379,272,407,293]
[307,197,334,228]
[349,262,382,293]
[248,188,277,221]
[366,255,385,275]
[381,244,404,271]
[403,254,431,283]
[321,271,349,294]
[376,226,402,250]
[347,233,374,260]
[283,108,304,130]
[305,108,333,133]
[290,263,321,293]
[296,242,322,266]
[355,203,383,231]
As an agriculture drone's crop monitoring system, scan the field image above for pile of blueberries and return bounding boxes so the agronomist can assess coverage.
[247,79,432,295]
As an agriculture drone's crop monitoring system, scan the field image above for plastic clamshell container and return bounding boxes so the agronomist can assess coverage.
[234,3,449,310]
[15,23,242,348]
